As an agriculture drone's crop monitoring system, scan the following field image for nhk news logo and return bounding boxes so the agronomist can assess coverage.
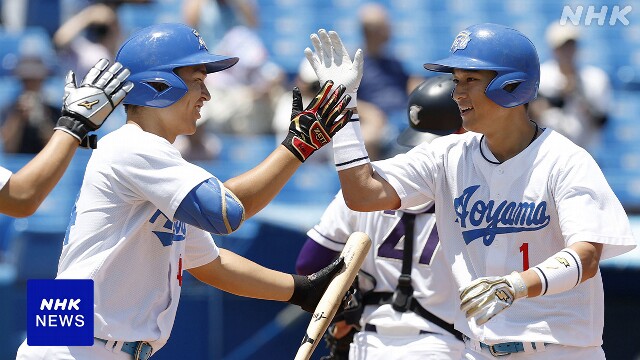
[27,279,94,346]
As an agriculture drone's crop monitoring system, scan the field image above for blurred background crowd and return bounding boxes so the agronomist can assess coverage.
[0,0,640,359]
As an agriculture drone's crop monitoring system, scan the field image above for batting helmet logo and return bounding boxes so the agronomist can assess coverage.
[451,30,471,52]
[409,105,422,126]
[192,29,208,51]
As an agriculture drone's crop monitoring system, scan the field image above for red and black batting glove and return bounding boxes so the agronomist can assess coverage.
[282,80,353,162]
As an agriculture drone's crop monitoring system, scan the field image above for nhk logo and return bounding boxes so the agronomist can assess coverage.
[36,298,85,327]
[560,5,632,26]
[27,279,94,346]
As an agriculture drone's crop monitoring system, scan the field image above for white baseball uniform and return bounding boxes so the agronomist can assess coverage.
[0,166,12,190]
[370,128,636,358]
[308,191,465,360]
[17,124,221,359]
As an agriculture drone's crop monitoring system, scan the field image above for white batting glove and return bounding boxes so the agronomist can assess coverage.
[305,29,363,109]
[55,59,133,148]
[459,272,527,326]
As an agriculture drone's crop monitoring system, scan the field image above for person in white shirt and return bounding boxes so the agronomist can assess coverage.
[530,22,611,152]
[304,25,636,359]
[16,22,354,360]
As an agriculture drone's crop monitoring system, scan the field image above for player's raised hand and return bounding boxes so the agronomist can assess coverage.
[281,80,353,162]
[55,58,134,148]
[305,29,363,108]
[459,272,528,326]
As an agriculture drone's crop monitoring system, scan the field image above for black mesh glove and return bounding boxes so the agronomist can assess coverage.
[282,80,352,162]
[288,257,344,312]
[319,325,357,360]
[55,59,133,149]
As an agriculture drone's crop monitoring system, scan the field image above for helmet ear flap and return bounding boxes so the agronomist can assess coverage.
[125,70,188,108]
[485,71,539,108]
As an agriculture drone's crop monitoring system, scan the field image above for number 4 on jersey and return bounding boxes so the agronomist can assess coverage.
[377,221,440,265]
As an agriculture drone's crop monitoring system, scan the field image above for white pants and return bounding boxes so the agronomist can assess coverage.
[463,343,606,360]
[349,331,465,360]
[16,339,133,360]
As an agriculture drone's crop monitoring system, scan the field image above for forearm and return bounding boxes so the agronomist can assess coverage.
[224,146,300,218]
[519,241,603,298]
[338,163,400,212]
[0,131,78,217]
[190,249,294,301]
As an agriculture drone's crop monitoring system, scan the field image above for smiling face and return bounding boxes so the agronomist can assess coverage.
[452,69,508,133]
[162,64,210,139]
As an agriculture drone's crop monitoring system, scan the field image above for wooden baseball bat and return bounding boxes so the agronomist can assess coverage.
[293,232,371,360]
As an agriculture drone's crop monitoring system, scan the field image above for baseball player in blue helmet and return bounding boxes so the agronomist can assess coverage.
[17,23,353,360]
[305,24,636,360]
[0,59,132,217]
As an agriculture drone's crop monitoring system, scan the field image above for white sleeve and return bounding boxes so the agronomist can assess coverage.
[183,225,220,269]
[553,150,636,259]
[0,166,12,190]
[371,144,438,209]
[113,141,213,220]
[582,66,611,115]
[306,191,355,252]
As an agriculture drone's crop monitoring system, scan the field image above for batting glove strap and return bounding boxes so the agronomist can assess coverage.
[282,124,331,162]
[505,271,528,299]
[332,117,370,171]
[289,257,345,313]
[54,116,91,144]
[531,248,582,296]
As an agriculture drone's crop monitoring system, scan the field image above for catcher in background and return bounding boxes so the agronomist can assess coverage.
[296,75,466,360]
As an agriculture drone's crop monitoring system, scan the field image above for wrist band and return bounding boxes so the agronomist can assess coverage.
[531,248,582,296]
[332,115,370,171]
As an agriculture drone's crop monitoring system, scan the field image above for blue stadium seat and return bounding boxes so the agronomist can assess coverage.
[273,162,340,205]
[214,134,276,169]
[117,2,183,38]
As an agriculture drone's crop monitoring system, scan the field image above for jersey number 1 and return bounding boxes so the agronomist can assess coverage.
[520,242,529,270]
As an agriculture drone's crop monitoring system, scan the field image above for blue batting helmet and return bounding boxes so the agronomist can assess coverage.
[115,23,239,108]
[424,23,539,108]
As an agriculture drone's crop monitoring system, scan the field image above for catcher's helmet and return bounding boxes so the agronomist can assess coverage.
[397,75,462,147]
[424,23,539,108]
[115,23,239,108]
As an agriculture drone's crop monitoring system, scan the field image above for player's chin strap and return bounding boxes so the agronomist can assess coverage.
[363,208,463,341]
